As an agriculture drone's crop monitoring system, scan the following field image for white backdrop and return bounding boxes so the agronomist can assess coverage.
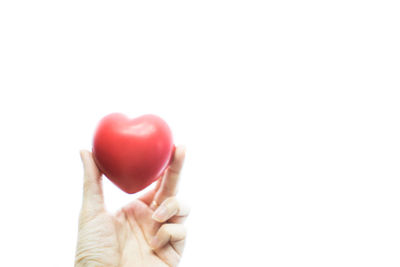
[0,1,399,266]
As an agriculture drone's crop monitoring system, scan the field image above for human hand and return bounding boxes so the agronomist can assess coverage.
[75,146,189,267]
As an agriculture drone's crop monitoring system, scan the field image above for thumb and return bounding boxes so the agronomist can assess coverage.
[79,149,104,212]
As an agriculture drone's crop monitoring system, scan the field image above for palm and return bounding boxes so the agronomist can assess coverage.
[75,146,187,267]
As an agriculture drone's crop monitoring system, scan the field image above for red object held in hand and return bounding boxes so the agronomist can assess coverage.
[92,113,175,194]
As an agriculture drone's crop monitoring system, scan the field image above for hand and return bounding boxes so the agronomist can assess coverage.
[75,146,189,267]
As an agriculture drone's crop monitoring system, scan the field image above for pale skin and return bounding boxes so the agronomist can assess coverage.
[75,145,189,267]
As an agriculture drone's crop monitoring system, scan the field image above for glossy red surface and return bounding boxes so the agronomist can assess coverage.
[92,113,174,194]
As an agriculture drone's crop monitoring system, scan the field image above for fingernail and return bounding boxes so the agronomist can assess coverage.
[152,205,169,222]
[150,236,159,249]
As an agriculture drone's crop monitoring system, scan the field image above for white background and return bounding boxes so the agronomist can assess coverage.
[0,1,399,266]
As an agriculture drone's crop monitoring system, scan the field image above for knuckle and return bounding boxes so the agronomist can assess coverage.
[164,196,176,204]
[163,196,178,210]
[168,164,181,175]
[174,225,187,240]
[180,225,187,236]
[159,224,170,236]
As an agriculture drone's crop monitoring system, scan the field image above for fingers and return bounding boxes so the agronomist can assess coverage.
[151,145,186,210]
[80,150,104,212]
[150,223,187,251]
[153,245,181,267]
[152,196,190,223]
[145,146,189,263]
[137,175,163,206]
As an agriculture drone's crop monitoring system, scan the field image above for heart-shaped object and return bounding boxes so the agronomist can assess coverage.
[92,113,175,194]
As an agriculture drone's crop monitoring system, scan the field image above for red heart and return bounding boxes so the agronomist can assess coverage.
[92,113,175,194]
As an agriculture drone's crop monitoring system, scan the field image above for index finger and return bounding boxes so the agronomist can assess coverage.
[151,145,186,210]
